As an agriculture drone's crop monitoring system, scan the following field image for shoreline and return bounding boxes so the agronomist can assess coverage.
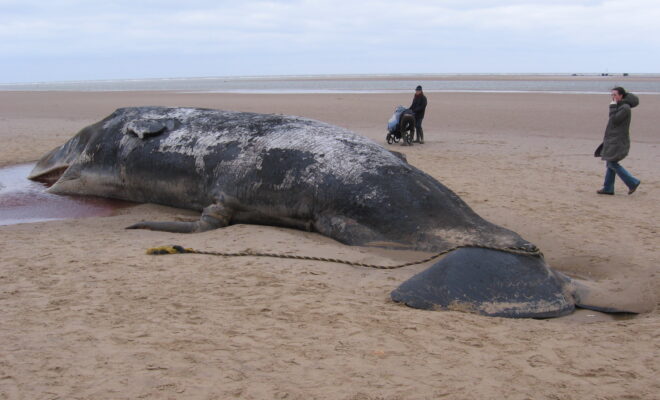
[3,73,660,95]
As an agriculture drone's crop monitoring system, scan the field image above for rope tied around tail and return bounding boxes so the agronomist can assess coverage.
[145,244,543,270]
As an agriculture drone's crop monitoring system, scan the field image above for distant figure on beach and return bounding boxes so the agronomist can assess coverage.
[595,87,641,195]
[410,85,427,143]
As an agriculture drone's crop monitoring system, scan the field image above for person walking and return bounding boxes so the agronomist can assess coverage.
[596,87,641,195]
[410,85,427,143]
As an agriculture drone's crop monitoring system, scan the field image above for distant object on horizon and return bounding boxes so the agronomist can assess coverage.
[571,73,630,77]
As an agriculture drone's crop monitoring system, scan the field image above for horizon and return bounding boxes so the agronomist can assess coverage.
[2,71,658,87]
[2,1,660,85]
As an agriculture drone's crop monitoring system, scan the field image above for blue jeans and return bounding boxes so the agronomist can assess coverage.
[602,161,639,193]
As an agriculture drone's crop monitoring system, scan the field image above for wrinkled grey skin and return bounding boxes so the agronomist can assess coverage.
[30,107,634,318]
[30,106,531,253]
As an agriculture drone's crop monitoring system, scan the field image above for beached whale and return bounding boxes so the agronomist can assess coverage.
[29,107,632,318]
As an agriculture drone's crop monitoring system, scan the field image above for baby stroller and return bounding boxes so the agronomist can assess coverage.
[386,106,415,145]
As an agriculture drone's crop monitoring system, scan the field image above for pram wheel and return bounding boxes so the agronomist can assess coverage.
[400,114,415,146]
[386,132,401,145]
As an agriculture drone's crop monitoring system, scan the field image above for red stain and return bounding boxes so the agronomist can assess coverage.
[0,163,136,226]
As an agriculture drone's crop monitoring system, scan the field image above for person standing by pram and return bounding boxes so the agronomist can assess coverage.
[410,85,427,143]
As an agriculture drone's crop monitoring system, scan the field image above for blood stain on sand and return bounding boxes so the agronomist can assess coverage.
[0,163,136,226]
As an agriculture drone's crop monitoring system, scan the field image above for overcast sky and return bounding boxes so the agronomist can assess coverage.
[1,0,659,83]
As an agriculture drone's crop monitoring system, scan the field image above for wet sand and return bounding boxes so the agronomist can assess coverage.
[0,88,658,399]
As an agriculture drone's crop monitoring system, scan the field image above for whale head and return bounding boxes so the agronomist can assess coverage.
[28,107,181,195]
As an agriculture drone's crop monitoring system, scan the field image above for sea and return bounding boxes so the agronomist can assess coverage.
[2,74,660,94]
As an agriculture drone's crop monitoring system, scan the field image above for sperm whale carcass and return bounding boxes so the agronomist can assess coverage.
[29,107,634,318]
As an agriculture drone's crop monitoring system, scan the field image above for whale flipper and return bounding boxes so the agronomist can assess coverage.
[127,203,231,233]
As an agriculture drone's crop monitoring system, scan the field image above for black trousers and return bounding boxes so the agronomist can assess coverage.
[415,117,424,142]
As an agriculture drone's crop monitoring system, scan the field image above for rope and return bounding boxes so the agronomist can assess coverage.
[146,244,543,270]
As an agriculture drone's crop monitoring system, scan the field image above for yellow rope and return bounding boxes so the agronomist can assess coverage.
[145,244,543,270]
[146,245,194,255]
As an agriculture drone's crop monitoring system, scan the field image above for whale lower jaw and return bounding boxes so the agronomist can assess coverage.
[28,164,69,185]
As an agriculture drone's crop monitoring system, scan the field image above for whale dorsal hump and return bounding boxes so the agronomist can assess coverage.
[388,150,408,164]
[125,119,174,139]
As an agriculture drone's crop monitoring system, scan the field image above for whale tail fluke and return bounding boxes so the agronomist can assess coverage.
[563,275,650,314]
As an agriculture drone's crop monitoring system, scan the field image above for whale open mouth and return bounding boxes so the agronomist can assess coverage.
[28,164,69,186]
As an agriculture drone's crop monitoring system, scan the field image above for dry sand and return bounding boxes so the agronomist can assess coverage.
[0,88,658,399]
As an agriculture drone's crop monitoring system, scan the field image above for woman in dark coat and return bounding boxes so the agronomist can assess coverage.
[596,87,641,195]
[410,85,427,143]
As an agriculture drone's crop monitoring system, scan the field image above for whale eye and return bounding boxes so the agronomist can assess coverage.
[125,119,171,139]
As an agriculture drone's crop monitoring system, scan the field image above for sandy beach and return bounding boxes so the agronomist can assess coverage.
[0,87,658,399]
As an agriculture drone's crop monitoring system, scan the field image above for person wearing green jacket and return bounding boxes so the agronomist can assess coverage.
[596,87,641,195]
